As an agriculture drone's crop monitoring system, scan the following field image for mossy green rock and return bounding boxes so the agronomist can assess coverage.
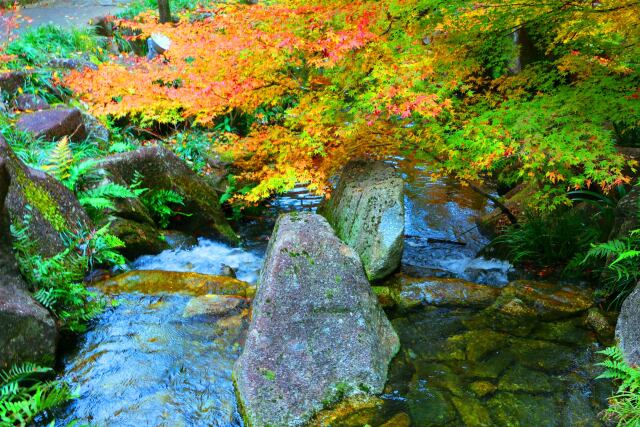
[310,395,383,427]
[497,364,552,393]
[508,338,575,373]
[488,392,558,427]
[406,378,456,426]
[107,217,170,260]
[319,160,404,281]
[0,134,92,258]
[96,146,238,244]
[0,163,57,368]
[234,213,399,427]
[452,395,492,427]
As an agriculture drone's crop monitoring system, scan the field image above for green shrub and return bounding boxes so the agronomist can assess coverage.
[490,207,607,274]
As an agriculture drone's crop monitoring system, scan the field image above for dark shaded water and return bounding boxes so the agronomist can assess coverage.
[42,164,612,426]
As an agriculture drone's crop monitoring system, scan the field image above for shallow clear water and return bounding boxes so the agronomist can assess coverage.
[43,166,611,427]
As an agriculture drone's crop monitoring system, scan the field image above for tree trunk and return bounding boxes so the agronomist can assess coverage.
[158,0,172,23]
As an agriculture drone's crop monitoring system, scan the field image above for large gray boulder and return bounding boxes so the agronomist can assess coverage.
[319,160,404,281]
[0,157,58,369]
[234,213,399,427]
[616,284,640,366]
[95,146,238,244]
[0,135,92,259]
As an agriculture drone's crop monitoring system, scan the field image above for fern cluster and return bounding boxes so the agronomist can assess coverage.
[598,347,640,426]
[11,220,125,333]
[0,363,75,427]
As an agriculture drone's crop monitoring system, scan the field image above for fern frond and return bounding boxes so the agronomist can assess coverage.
[42,137,72,182]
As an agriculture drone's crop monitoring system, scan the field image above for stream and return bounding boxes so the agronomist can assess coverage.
[41,163,613,427]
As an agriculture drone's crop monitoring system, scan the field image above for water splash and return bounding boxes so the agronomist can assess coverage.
[132,238,263,284]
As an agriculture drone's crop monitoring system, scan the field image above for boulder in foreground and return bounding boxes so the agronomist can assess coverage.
[234,213,399,427]
[616,284,640,366]
[0,160,57,368]
[319,160,404,281]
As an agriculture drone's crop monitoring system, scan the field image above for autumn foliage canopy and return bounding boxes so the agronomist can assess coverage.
[65,0,640,206]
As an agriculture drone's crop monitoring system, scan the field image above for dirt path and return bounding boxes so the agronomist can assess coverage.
[3,0,129,39]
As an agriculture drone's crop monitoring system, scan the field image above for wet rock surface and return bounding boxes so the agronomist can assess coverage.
[234,213,399,427]
[319,160,404,281]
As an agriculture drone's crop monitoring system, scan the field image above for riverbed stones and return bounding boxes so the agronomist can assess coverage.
[392,275,501,309]
[183,294,244,318]
[96,270,255,297]
[0,163,57,368]
[234,213,399,427]
[319,160,404,281]
[16,108,87,142]
[0,134,92,258]
[616,283,640,365]
[95,146,238,243]
[487,392,557,427]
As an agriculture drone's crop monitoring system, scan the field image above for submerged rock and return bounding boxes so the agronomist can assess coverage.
[319,160,404,281]
[487,392,558,427]
[234,213,399,427]
[390,275,501,309]
[497,280,593,320]
[96,270,255,298]
[380,412,411,427]
[406,378,456,426]
[0,134,92,259]
[0,165,57,368]
[452,395,492,427]
[310,395,383,427]
[16,108,87,142]
[497,364,552,393]
[183,294,244,318]
[95,146,237,243]
[616,284,640,366]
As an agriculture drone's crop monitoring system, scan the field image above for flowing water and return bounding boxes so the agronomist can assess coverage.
[42,164,613,427]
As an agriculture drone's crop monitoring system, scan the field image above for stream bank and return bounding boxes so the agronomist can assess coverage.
[39,163,614,426]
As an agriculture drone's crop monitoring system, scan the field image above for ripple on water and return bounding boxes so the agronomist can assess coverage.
[132,238,264,284]
[52,293,247,427]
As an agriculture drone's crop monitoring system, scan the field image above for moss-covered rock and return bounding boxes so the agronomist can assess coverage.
[96,270,255,297]
[508,338,575,373]
[95,146,238,244]
[380,412,411,427]
[470,381,497,397]
[234,213,399,427]
[0,134,92,259]
[0,162,57,368]
[452,395,493,427]
[406,378,456,426]
[487,392,558,427]
[319,160,404,281]
[107,217,170,260]
[497,364,552,393]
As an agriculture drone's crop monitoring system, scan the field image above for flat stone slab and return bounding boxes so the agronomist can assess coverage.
[234,213,399,427]
[16,108,86,141]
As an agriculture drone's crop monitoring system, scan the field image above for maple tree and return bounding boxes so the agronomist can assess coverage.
[63,0,640,207]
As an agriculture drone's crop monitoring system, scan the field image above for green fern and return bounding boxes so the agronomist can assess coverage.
[0,363,74,427]
[42,137,73,182]
[598,347,640,426]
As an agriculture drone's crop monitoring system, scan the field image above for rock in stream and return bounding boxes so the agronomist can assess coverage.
[234,212,400,427]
